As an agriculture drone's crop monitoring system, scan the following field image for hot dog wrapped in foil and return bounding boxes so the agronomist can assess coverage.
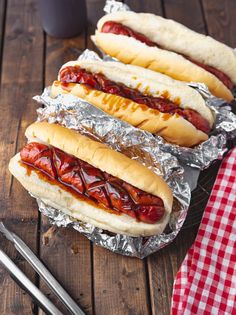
[96,0,236,169]
[34,89,190,258]
[60,49,236,170]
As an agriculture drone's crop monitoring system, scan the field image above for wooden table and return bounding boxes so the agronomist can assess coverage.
[0,1,235,314]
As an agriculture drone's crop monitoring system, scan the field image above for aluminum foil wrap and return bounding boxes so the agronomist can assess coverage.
[95,1,236,169]
[33,89,190,258]
[74,49,236,169]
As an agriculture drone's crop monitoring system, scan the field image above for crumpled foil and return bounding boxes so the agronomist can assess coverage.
[33,89,190,258]
[160,87,236,168]
[104,0,130,13]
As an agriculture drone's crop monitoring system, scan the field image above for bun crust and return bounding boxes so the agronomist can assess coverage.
[92,32,233,101]
[97,11,236,85]
[9,154,170,236]
[25,122,173,213]
[60,59,214,126]
[51,81,208,147]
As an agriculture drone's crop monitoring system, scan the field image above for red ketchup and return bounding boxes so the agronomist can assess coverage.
[20,143,165,224]
[101,21,233,90]
[60,66,211,134]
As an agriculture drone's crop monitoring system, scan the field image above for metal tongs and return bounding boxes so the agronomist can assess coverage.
[0,222,85,315]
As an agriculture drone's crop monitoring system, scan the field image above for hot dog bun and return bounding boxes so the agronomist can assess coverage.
[9,122,173,236]
[52,81,208,147]
[92,33,233,101]
[9,154,171,236]
[59,60,214,126]
[52,60,214,147]
[97,12,236,84]
[93,11,235,101]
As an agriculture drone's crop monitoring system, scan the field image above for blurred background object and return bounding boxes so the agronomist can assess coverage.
[38,0,87,38]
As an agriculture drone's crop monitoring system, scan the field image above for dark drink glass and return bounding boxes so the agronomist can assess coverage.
[38,0,87,38]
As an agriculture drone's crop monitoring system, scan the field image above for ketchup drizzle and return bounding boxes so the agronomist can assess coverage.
[60,66,211,134]
[20,142,165,224]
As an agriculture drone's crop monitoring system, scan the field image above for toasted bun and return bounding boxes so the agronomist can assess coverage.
[51,81,208,147]
[9,154,170,236]
[92,32,233,101]
[97,11,236,85]
[25,122,173,214]
[59,59,214,127]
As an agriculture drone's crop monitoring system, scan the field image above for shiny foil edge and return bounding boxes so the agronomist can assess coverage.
[104,0,130,13]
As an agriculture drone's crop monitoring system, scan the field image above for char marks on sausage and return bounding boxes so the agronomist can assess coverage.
[20,142,165,224]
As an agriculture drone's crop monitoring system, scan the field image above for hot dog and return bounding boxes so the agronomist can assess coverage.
[8,122,173,236]
[51,59,214,147]
[92,11,236,101]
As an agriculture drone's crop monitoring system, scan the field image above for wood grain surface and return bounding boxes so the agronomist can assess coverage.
[0,0,6,76]
[0,0,43,313]
[0,1,235,315]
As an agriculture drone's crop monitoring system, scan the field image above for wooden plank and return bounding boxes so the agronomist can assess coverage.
[93,247,150,315]
[125,0,163,14]
[146,2,207,315]
[0,0,44,220]
[148,228,198,315]
[164,0,206,33]
[0,0,43,313]
[45,34,85,86]
[38,29,93,315]
[0,220,39,314]
[202,0,236,46]
[0,0,6,37]
[0,0,6,76]
[39,217,93,315]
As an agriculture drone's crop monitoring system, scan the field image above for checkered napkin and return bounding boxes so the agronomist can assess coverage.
[172,148,236,315]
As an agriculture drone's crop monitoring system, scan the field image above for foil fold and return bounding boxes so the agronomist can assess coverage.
[104,0,130,13]
[33,89,190,258]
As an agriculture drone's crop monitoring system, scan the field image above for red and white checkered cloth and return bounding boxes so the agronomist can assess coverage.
[172,148,236,315]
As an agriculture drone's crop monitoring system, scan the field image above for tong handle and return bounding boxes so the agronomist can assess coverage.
[0,222,85,315]
[14,234,84,315]
[0,249,63,315]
